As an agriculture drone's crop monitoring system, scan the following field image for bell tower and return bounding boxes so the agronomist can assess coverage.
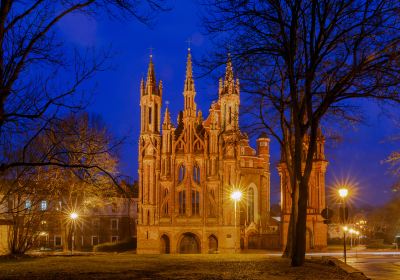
[137,54,162,253]
[219,55,240,132]
[278,128,328,250]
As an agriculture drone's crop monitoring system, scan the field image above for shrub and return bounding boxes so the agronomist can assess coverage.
[366,239,393,249]
[93,238,136,252]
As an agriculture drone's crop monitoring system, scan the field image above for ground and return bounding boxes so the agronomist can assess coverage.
[0,253,351,280]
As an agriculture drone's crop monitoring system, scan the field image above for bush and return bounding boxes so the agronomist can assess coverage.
[93,238,136,252]
[366,239,393,249]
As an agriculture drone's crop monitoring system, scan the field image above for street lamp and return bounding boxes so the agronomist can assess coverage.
[69,212,78,254]
[230,190,242,253]
[343,226,348,263]
[339,187,349,263]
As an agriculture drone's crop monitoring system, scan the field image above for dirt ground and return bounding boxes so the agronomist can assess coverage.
[0,253,351,279]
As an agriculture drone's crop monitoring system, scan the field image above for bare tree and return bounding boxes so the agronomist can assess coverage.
[1,112,121,254]
[202,0,400,266]
[0,0,168,176]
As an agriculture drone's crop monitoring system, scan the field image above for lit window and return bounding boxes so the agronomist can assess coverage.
[41,200,47,211]
[25,200,31,209]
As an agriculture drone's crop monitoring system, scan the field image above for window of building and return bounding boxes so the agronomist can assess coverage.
[193,164,200,183]
[40,200,47,211]
[111,236,118,243]
[25,200,31,209]
[163,202,168,215]
[248,188,255,223]
[54,236,62,247]
[111,203,117,213]
[111,219,118,230]
[92,236,98,246]
[92,219,99,228]
[179,190,186,215]
[148,107,152,124]
[178,165,185,183]
[191,190,200,215]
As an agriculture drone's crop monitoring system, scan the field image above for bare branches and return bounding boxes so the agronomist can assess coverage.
[203,0,400,266]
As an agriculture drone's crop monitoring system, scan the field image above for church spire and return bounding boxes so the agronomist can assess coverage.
[184,48,195,92]
[225,54,234,83]
[145,54,159,95]
[183,48,196,116]
[221,54,239,95]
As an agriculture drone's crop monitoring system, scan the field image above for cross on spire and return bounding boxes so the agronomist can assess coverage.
[148,46,154,58]
[185,38,192,51]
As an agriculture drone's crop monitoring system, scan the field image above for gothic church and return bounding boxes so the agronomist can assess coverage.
[137,50,272,253]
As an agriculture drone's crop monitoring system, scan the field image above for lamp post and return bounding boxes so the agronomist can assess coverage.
[70,212,78,255]
[339,188,348,263]
[230,190,242,253]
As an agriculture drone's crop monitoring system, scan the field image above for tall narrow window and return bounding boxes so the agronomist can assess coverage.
[192,190,200,215]
[179,191,186,215]
[248,188,255,223]
[229,106,232,124]
[178,165,185,183]
[193,164,200,183]
[155,104,158,131]
[148,107,152,124]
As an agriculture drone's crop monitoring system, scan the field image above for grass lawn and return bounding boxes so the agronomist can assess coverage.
[0,253,351,279]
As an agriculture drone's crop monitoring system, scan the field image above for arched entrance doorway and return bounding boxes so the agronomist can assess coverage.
[179,233,200,254]
[248,233,258,249]
[160,234,170,254]
[208,235,218,253]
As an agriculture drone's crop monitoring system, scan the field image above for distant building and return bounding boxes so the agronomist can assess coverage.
[37,196,138,251]
[137,50,273,254]
[1,184,138,253]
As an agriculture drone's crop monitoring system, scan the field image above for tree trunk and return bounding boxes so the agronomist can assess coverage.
[291,178,308,266]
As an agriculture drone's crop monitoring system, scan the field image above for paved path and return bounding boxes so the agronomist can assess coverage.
[265,251,400,279]
[347,256,400,280]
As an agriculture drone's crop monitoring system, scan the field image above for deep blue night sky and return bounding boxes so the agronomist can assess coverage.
[57,1,400,206]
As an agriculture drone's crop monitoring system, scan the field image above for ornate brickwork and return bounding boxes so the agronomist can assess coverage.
[278,130,328,250]
[137,51,272,254]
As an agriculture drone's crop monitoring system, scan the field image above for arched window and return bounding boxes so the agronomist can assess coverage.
[178,165,185,183]
[163,202,168,215]
[193,164,200,183]
[191,190,200,215]
[163,188,169,216]
[179,190,186,215]
[248,187,255,223]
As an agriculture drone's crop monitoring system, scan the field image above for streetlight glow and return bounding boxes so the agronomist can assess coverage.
[70,212,78,220]
[338,188,348,198]
[230,190,242,202]
[343,226,348,232]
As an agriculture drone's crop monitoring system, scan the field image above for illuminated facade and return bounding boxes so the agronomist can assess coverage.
[137,50,272,253]
[278,131,328,250]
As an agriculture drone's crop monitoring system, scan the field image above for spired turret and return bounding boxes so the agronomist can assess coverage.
[140,55,162,133]
[183,48,197,119]
[219,55,240,131]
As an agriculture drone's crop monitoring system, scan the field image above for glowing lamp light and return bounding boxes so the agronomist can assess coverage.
[230,190,242,202]
[343,226,348,232]
[70,212,78,220]
[338,188,349,198]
